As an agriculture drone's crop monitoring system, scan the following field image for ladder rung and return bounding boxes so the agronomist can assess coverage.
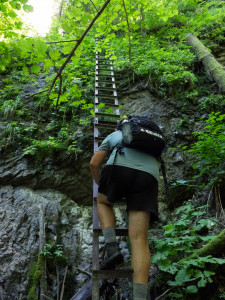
[92,269,133,280]
[96,94,117,99]
[95,79,115,84]
[96,74,115,77]
[96,58,109,61]
[96,68,113,72]
[95,123,116,129]
[95,87,116,92]
[96,63,112,66]
[95,120,117,125]
[95,112,120,118]
[97,103,119,108]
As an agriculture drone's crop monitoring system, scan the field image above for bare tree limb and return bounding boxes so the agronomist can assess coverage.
[31,88,49,97]
[56,266,60,300]
[90,0,99,13]
[46,40,79,44]
[155,288,174,300]
[76,267,92,278]
[39,204,47,299]
[48,0,111,94]
[59,266,68,300]
[122,0,131,63]
[56,74,63,110]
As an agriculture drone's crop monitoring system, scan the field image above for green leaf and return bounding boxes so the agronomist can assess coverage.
[49,93,58,100]
[8,11,17,18]
[16,3,21,10]
[49,50,61,61]
[31,65,41,74]
[15,21,23,29]
[22,66,28,74]
[23,4,33,12]
[44,59,54,69]
[174,268,191,285]
[197,277,207,288]
[186,285,198,294]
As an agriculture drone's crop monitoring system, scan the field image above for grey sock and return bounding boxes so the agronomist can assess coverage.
[133,283,148,300]
[102,227,117,243]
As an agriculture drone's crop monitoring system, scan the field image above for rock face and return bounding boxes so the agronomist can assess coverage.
[0,84,201,299]
[0,185,127,299]
[0,156,92,206]
[0,186,93,299]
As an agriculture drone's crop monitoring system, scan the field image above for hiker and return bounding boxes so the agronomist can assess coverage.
[90,116,161,300]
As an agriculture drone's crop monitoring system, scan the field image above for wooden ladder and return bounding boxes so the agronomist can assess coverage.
[92,49,133,299]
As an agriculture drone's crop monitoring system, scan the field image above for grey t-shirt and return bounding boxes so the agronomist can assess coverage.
[97,130,159,181]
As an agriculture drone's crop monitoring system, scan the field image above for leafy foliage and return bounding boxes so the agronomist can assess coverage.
[186,112,225,186]
[150,202,225,298]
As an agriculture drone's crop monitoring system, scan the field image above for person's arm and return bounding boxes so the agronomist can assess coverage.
[90,150,108,185]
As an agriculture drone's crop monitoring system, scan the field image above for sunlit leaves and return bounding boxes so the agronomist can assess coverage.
[19,0,29,4]
[22,4,33,12]
[30,65,41,73]
[49,50,61,61]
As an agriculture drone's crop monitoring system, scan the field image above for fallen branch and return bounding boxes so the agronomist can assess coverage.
[189,227,225,259]
[187,33,225,92]
[70,278,92,300]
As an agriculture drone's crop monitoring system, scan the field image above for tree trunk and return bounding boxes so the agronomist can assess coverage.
[187,33,225,92]
[189,227,225,259]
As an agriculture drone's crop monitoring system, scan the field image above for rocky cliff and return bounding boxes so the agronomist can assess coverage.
[0,79,202,299]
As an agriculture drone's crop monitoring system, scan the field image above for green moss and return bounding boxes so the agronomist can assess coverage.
[27,254,45,298]
[28,286,38,300]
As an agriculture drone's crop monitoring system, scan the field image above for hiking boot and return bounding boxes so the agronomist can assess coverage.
[100,242,124,270]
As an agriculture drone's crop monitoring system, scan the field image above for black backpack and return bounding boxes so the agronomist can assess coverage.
[116,115,166,157]
[114,115,170,199]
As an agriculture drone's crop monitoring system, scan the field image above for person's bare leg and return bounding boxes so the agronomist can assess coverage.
[128,210,150,284]
[97,192,115,228]
[97,192,123,269]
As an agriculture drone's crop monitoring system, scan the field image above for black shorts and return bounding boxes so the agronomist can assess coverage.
[98,165,158,223]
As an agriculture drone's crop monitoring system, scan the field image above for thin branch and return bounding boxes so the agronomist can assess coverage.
[46,40,79,44]
[90,0,99,12]
[55,74,63,110]
[56,267,60,300]
[155,288,174,300]
[59,266,68,300]
[122,0,131,63]
[48,0,111,94]
[31,88,49,97]
[76,267,92,278]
